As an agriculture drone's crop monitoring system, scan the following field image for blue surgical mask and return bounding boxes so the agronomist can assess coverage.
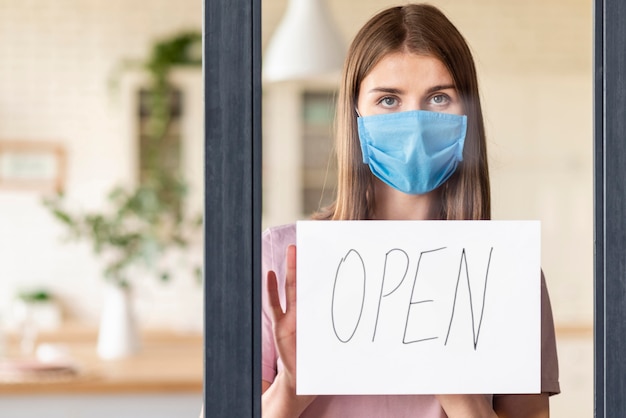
[357,110,467,195]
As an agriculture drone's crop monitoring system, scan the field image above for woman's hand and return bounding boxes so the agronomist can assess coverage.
[436,394,498,418]
[267,245,298,389]
[263,245,316,417]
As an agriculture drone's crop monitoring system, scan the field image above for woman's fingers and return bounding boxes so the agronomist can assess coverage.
[436,394,497,418]
[284,245,297,313]
[266,245,298,386]
[267,244,297,321]
[267,270,284,322]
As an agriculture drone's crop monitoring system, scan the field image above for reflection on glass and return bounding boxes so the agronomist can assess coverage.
[262,1,592,417]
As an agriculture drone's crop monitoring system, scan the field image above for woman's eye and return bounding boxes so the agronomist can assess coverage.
[378,96,398,108]
[430,94,450,106]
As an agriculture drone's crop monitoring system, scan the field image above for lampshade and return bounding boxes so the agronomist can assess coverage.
[263,0,345,83]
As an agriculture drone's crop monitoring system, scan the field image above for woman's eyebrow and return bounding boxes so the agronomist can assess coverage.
[366,87,403,95]
[425,84,456,94]
[366,84,456,95]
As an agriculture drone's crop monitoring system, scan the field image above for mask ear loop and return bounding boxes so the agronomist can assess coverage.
[355,108,362,117]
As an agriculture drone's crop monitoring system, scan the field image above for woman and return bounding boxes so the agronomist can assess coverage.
[261,4,560,417]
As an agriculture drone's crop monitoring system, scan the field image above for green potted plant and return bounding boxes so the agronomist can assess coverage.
[43,31,202,359]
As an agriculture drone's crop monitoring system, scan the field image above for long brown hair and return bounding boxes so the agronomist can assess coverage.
[314,3,490,221]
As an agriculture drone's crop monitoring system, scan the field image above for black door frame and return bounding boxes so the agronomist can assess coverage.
[203,0,261,415]
[594,0,626,416]
[203,0,625,415]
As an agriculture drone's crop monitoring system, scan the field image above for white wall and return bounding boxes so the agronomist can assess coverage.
[0,0,203,330]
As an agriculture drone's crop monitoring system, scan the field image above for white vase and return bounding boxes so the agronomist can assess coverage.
[96,284,140,360]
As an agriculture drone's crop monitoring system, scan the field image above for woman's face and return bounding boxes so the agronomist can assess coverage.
[357,52,464,117]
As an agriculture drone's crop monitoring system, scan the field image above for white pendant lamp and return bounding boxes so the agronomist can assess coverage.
[263,0,345,83]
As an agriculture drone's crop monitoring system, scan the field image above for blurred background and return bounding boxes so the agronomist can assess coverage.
[0,0,204,331]
[262,0,592,417]
[0,0,203,416]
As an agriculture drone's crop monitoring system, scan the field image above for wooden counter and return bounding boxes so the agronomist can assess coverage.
[0,325,203,395]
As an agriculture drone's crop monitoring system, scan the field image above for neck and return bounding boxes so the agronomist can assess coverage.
[371,179,442,220]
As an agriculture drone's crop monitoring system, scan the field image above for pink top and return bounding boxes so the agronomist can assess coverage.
[262,223,560,417]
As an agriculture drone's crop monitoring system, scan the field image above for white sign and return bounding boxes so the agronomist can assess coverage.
[296,220,541,395]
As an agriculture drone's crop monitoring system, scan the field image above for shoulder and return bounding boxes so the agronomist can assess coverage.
[262,223,296,248]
